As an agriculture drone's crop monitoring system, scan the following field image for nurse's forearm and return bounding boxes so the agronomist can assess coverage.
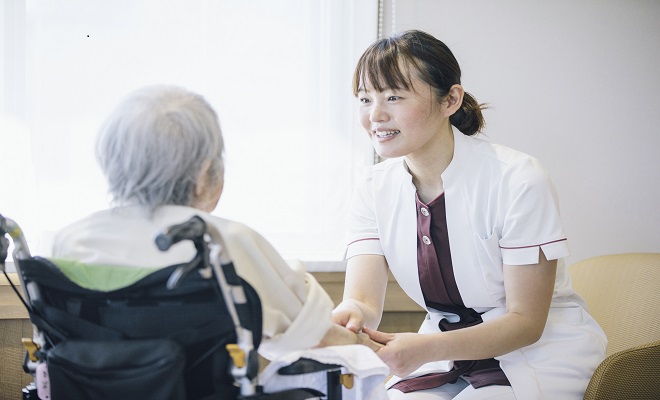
[366,312,547,377]
[423,312,547,362]
[424,258,556,362]
[341,254,389,329]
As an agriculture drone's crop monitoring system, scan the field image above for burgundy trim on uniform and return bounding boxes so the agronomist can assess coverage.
[499,238,567,250]
[347,237,380,246]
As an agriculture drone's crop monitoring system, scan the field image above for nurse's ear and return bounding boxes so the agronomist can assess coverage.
[444,84,465,117]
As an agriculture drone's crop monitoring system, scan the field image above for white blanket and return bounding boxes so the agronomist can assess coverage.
[259,345,390,400]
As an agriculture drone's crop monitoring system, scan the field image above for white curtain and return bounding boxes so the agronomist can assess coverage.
[0,0,377,264]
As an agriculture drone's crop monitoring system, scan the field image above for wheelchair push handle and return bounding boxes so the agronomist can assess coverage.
[155,215,207,251]
[0,213,32,264]
[1,214,8,266]
[156,215,259,395]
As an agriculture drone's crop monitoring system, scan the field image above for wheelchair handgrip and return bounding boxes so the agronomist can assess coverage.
[0,215,8,264]
[0,213,7,234]
[155,216,207,251]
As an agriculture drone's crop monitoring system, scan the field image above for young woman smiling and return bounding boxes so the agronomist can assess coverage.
[332,30,607,400]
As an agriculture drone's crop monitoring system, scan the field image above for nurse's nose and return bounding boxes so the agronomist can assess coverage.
[369,102,389,123]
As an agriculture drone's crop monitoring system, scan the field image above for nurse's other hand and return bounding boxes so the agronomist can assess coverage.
[364,328,428,377]
[332,301,365,333]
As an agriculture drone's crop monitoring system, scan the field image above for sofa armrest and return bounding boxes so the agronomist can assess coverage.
[583,340,660,400]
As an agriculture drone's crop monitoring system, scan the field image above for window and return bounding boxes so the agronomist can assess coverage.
[0,0,377,266]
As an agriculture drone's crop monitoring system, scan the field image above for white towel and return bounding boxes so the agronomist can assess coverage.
[259,345,390,400]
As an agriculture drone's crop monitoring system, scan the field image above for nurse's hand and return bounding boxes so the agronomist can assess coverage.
[332,300,366,333]
[364,328,429,377]
[357,331,384,352]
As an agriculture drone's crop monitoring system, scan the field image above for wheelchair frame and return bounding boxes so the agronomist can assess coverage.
[1,213,348,400]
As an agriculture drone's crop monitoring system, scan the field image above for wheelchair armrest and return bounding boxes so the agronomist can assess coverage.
[277,357,342,375]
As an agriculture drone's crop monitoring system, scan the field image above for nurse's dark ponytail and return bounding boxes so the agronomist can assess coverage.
[450,92,486,136]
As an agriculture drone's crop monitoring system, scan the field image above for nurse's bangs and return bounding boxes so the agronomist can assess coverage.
[352,38,422,96]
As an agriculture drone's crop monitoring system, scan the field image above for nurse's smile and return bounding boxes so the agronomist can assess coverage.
[373,129,400,141]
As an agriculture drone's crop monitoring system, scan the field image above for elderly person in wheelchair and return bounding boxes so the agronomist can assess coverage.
[32,84,385,399]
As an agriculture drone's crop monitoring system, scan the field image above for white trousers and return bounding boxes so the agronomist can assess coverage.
[387,379,516,400]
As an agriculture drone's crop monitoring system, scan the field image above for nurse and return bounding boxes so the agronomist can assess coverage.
[332,30,607,400]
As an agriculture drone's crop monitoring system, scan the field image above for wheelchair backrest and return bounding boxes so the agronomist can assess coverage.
[19,256,263,400]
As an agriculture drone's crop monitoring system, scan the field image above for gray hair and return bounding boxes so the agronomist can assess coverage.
[96,85,224,211]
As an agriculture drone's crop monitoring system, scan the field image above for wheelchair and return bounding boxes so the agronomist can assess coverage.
[1,213,356,400]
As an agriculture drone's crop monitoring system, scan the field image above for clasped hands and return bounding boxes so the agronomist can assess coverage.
[332,308,428,377]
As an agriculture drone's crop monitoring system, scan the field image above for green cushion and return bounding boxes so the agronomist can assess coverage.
[50,258,161,291]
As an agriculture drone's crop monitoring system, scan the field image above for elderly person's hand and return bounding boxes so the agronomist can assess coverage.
[357,330,384,352]
[316,323,383,352]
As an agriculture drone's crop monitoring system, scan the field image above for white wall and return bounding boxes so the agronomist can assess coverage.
[388,0,660,266]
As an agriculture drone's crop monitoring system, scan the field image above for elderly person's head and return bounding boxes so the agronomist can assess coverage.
[96,85,224,213]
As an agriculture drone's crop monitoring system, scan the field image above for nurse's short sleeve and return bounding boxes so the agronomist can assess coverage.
[345,168,384,259]
[499,157,570,265]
